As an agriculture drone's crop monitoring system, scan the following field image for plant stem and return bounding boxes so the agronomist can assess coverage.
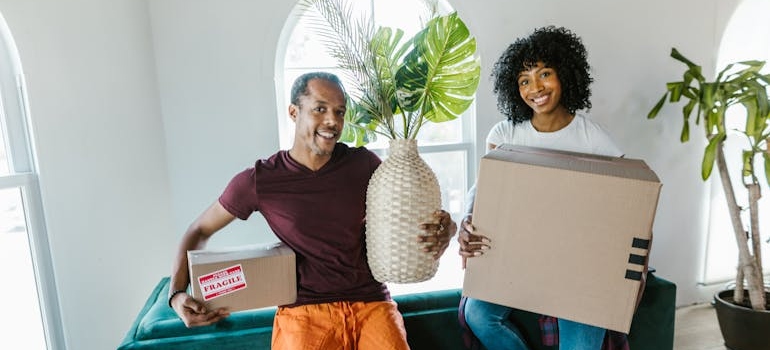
[747,183,765,303]
[717,143,766,310]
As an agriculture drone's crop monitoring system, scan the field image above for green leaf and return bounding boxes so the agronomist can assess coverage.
[743,98,758,138]
[738,60,766,68]
[682,86,698,100]
[667,82,683,102]
[648,94,667,119]
[764,151,770,186]
[742,150,753,177]
[306,0,479,142]
[747,79,769,122]
[680,119,690,142]
[683,98,697,125]
[701,83,716,110]
[756,73,770,86]
[671,48,700,72]
[370,25,410,115]
[340,101,378,146]
[715,62,735,83]
[395,12,481,124]
[683,67,703,87]
[648,48,770,187]
[702,133,725,180]
[759,111,770,141]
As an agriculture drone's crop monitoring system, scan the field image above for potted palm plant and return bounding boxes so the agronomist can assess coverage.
[298,0,480,283]
[647,48,770,350]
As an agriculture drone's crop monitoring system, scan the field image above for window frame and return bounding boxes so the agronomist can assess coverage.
[275,0,477,294]
[0,13,65,350]
[701,0,770,285]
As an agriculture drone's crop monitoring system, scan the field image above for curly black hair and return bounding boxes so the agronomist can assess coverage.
[492,26,592,124]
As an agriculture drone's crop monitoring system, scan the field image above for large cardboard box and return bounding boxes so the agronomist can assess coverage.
[188,242,296,312]
[463,144,662,333]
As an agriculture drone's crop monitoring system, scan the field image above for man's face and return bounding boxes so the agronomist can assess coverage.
[289,78,346,157]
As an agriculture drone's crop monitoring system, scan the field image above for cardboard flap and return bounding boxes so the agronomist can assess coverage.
[188,242,288,264]
[492,144,661,183]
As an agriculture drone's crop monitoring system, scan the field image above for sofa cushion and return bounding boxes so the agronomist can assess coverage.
[134,279,276,341]
[396,289,466,350]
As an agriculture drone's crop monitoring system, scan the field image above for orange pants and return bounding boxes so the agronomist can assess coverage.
[271,300,410,350]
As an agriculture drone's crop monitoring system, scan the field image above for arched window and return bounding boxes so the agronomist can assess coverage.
[0,12,63,349]
[702,0,770,284]
[275,0,474,294]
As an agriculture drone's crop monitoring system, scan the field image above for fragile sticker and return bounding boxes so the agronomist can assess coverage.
[197,264,247,301]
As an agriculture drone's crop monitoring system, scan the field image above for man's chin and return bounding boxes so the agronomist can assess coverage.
[312,144,335,157]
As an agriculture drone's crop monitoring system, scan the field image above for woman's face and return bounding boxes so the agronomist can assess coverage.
[517,61,563,116]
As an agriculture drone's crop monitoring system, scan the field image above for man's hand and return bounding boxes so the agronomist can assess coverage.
[170,292,230,328]
[457,214,490,268]
[418,210,457,259]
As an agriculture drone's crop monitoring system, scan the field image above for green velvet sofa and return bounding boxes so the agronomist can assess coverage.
[118,273,675,350]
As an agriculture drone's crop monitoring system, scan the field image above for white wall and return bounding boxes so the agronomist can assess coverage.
[0,0,746,349]
[148,0,291,248]
[0,0,173,349]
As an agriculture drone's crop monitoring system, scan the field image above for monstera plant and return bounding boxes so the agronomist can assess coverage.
[299,0,480,283]
[648,48,770,349]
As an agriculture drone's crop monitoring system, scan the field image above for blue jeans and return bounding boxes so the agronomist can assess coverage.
[464,297,605,350]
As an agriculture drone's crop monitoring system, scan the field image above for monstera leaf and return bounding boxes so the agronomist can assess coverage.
[396,12,480,133]
[301,0,480,142]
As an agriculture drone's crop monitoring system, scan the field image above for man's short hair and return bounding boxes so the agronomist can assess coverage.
[290,72,346,106]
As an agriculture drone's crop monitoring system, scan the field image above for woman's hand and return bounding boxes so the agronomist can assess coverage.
[418,210,457,260]
[457,214,490,268]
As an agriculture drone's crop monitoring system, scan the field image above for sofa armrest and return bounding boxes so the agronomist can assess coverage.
[118,277,276,350]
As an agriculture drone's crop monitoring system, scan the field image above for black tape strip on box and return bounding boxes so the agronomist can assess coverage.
[625,269,643,281]
[631,237,651,249]
[628,253,646,265]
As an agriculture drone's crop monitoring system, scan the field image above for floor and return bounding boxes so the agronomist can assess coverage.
[674,302,727,350]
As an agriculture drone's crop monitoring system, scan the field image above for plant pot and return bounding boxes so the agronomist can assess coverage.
[365,139,441,283]
[714,289,770,350]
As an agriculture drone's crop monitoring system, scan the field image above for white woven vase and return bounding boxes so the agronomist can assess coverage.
[366,139,441,283]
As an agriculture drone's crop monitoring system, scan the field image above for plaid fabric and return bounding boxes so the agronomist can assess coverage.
[604,330,630,350]
[458,296,630,350]
[458,295,484,350]
[538,316,559,346]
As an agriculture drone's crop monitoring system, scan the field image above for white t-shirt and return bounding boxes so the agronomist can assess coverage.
[485,112,623,157]
[465,113,623,214]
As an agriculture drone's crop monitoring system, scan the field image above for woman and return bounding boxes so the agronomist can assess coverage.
[459,26,624,350]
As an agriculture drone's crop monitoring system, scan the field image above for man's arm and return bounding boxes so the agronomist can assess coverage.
[169,200,236,327]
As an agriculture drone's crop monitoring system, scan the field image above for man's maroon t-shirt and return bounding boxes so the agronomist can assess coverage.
[218,143,389,306]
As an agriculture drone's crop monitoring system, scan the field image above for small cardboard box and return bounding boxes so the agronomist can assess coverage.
[188,242,296,312]
[463,144,662,333]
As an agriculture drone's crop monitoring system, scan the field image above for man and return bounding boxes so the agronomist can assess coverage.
[168,71,456,349]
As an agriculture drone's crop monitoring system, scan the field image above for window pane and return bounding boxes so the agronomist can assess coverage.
[281,0,471,295]
[283,0,465,149]
[284,21,339,69]
[373,0,431,36]
[421,150,467,216]
[0,187,46,350]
